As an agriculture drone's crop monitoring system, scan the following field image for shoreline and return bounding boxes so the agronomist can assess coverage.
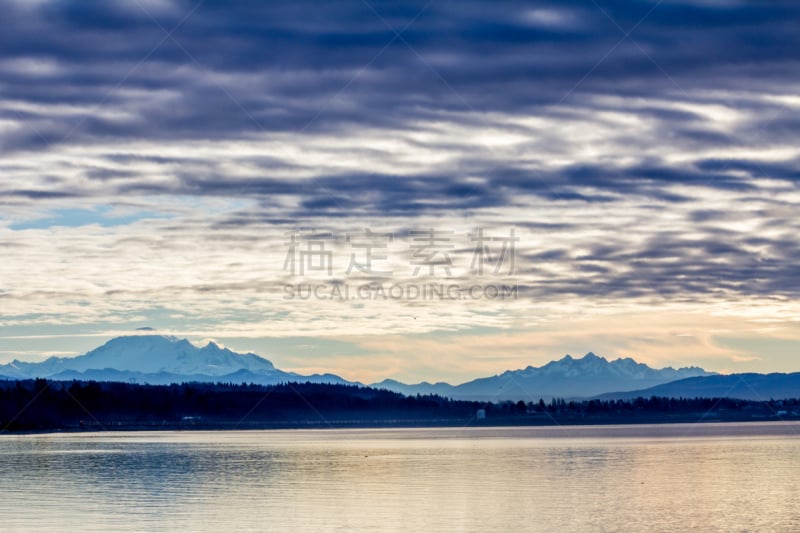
[4,414,799,435]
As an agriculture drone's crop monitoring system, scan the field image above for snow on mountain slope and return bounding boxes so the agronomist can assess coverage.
[1,335,285,380]
[0,338,714,400]
[373,353,714,401]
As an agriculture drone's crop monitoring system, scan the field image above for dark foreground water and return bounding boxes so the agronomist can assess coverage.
[1,423,799,532]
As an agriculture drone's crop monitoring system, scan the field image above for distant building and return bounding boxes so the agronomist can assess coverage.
[476,409,486,420]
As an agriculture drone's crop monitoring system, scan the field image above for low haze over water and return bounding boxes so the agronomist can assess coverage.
[2,423,799,532]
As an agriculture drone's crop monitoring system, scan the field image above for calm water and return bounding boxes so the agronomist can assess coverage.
[1,423,799,532]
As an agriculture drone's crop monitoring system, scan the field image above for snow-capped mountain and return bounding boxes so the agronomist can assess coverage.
[372,353,715,401]
[0,338,714,400]
[0,335,352,386]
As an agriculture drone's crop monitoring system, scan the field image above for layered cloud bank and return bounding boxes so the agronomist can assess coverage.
[1,1,799,379]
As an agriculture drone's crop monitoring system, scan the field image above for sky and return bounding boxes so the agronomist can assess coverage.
[1,0,799,384]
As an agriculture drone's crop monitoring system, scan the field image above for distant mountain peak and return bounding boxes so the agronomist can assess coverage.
[375,351,715,401]
[105,333,179,344]
[583,352,609,363]
[555,352,608,362]
[1,338,717,402]
[0,334,284,380]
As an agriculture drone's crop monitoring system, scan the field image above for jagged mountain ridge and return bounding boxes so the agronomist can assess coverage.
[371,352,714,400]
[0,335,351,386]
[0,336,715,399]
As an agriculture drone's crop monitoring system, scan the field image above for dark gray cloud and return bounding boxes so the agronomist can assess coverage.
[2,0,799,143]
[2,0,800,309]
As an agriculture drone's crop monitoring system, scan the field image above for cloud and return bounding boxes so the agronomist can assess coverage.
[1,1,799,376]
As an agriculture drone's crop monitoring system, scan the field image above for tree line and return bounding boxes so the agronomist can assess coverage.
[0,379,796,431]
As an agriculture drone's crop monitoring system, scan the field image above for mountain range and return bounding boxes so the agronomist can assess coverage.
[373,353,713,400]
[1,334,798,401]
[0,335,350,387]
